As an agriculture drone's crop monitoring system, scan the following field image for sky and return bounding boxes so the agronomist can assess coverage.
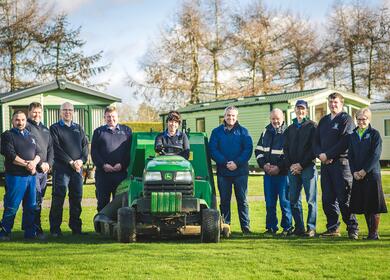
[48,0,386,104]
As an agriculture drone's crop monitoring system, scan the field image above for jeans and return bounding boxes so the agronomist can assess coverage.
[22,172,48,233]
[95,170,127,212]
[49,164,83,234]
[288,164,317,231]
[264,174,292,231]
[321,159,358,232]
[217,175,250,230]
[0,174,36,238]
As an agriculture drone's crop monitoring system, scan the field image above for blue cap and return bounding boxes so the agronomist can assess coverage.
[295,100,308,109]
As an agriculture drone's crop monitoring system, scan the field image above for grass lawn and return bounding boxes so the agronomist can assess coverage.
[0,175,389,279]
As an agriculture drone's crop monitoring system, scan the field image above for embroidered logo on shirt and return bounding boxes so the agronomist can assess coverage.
[365,133,370,139]
[31,138,36,145]
[332,123,339,130]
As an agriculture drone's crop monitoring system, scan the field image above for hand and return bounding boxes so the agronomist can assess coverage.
[40,162,50,173]
[325,159,333,165]
[290,163,303,175]
[25,161,35,172]
[318,153,327,163]
[226,161,237,171]
[103,164,115,173]
[268,165,280,176]
[113,163,122,172]
[358,169,367,179]
[263,163,271,174]
[353,171,362,180]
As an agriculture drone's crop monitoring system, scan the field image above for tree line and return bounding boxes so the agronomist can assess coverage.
[0,0,107,93]
[138,0,390,110]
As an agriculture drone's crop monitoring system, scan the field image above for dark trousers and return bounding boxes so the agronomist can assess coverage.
[1,174,36,238]
[22,172,48,233]
[95,170,127,212]
[49,165,83,234]
[217,175,250,230]
[321,159,358,232]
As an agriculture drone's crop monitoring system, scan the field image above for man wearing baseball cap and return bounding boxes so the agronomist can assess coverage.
[283,100,318,237]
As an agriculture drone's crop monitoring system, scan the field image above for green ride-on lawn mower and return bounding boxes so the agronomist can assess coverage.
[93,131,230,243]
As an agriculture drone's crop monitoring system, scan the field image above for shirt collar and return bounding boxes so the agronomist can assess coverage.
[11,127,30,136]
[59,119,75,128]
[105,124,120,131]
[27,118,41,126]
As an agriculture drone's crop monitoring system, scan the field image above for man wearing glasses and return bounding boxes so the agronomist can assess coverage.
[49,102,89,236]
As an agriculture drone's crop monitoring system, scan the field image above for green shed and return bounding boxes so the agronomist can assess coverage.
[161,88,370,168]
[0,79,121,173]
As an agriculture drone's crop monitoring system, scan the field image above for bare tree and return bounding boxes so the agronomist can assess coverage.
[141,1,203,104]
[231,2,285,95]
[0,0,49,92]
[280,14,322,91]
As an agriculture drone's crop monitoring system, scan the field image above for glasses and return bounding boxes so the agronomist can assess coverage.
[356,118,368,122]
[62,109,74,112]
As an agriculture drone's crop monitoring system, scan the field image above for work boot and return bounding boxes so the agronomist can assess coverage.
[365,214,380,240]
[320,228,341,237]
[303,229,316,238]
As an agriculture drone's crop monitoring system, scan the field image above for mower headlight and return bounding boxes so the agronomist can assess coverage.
[144,171,162,182]
[175,171,192,184]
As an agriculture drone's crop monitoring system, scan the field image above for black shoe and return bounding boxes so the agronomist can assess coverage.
[290,228,305,237]
[263,229,276,236]
[242,227,252,234]
[72,231,88,236]
[51,232,63,238]
[280,227,294,237]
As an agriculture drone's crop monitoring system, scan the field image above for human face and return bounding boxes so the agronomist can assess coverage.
[328,97,343,115]
[12,113,26,131]
[356,114,370,129]
[167,120,179,134]
[105,111,118,128]
[224,109,238,128]
[28,107,42,123]
[270,111,284,129]
[294,106,307,121]
[61,103,74,122]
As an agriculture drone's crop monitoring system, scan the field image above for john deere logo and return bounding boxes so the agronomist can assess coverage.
[164,172,173,181]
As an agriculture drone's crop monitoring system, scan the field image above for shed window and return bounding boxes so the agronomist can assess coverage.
[385,119,390,136]
[219,116,224,124]
[196,118,205,132]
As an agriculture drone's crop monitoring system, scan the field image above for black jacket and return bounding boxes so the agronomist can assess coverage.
[314,112,354,160]
[255,123,287,175]
[348,125,382,175]
[283,118,317,169]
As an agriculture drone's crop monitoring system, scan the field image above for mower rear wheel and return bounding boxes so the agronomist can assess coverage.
[117,207,136,243]
[201,209,221,243]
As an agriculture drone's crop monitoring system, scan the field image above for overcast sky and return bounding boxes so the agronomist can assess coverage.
[49,0,386,104]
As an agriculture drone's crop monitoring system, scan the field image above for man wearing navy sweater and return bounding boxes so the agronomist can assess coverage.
[49,102,89,236]
[209,106,253,234]
[0,111,41,241]
[314,93,359,239]
[91,106,132,212]
[24,102,54,238]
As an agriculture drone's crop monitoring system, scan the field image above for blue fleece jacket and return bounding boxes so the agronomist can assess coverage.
[209,122,253,177]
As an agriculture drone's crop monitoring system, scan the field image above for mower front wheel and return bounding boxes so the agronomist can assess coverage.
[201,209,221,243]
[117,207,136,243]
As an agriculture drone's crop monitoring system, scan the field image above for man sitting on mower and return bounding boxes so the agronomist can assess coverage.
[155,111,190,160]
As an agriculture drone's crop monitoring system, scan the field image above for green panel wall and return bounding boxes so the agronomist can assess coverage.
[180,103,275,167]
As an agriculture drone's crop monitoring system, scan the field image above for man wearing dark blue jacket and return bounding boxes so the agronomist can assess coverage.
[314,92,359,239]
[209,106,253,234]
[91,106,132,212]
[255,108,292,236]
